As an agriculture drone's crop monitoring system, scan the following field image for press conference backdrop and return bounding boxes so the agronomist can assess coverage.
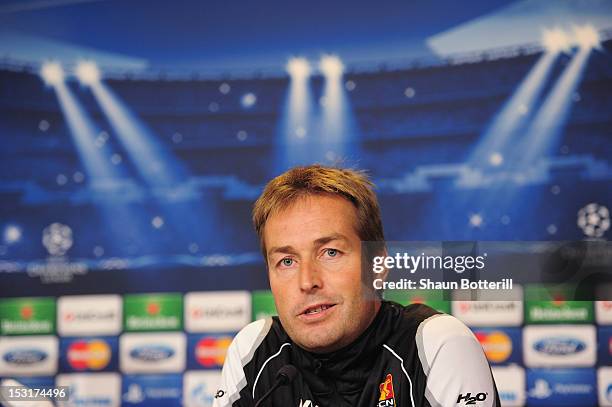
[0,292,611,406]
[1,1,612,405]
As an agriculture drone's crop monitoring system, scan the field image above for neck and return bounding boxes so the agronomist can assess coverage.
[306,298,383,355]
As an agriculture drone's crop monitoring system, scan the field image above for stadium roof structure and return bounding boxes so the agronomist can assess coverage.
[0,27,610,82]
[0,0,611,80]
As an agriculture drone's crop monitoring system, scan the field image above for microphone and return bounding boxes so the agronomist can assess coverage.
[254,365,298,407]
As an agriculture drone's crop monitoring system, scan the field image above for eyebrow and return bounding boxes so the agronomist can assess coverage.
[267,233,350,258]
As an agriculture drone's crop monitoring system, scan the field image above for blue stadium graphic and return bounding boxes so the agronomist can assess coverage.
[1,30,610,272]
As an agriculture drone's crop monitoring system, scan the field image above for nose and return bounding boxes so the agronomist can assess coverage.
[299,259,323,293]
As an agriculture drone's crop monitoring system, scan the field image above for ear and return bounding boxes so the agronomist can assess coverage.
[376,248,390,284]
[366,247,389,300]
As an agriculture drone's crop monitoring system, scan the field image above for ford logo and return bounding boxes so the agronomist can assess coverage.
[130,346,174,362]
[3,349,47,365]
[534,338,585,355]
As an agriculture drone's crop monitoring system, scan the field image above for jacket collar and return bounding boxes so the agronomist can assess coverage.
[287,300,397,395]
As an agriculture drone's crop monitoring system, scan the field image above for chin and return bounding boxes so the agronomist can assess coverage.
[296,332,340,353]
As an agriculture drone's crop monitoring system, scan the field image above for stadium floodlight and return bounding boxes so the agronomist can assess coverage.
[574,24,600,50]
[489,152,503,167]
[241,92,257,108]
[517,33,592,168]
[76,61,101,85]
[541,28,570,53]
[4,225,22,244]
[319,55,344,78]
[287,57,311,80]
[40,61,64,86]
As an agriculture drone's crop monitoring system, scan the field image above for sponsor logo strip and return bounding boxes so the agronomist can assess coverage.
[492,366,526,407]
[0,297,55,335]
[527,368,596,406]
[0,336,58,376]
[58,295,122,336]
[124,293,182,332]
[523,325,596,368]
[120,332,186,374]
[185,291,250,333]
[473,327,521,365]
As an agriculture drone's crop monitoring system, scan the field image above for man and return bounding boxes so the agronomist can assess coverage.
[214,165,499,407]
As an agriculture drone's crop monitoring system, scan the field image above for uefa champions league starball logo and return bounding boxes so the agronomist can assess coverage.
[577,203,610,238]
[42,222,73,256]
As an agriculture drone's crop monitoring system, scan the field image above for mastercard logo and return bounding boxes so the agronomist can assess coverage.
[67,340,111,370]
[475,331,512,363]
[195,336,232,368]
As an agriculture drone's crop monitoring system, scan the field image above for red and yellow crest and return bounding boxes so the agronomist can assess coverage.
[378,373,395,406]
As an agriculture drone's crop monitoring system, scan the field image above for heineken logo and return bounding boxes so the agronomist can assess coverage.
[0,298,55,335]
[20,306,34,320]
[551,294,566,306]
[146,303,161,315]
[124,294,182,332]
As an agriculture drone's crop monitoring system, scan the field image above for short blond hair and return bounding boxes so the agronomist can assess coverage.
[253,165,385,259]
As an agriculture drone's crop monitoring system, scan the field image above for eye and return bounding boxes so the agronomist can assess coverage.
[280,258,294,267]
[325,248,338,257]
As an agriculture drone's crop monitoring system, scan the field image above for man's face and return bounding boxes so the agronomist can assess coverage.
[263,194,380,353]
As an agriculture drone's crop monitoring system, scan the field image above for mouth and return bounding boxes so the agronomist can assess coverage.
[298,303,337,320]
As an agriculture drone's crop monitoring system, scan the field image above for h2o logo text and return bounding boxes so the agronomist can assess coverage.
[457,392,487,405]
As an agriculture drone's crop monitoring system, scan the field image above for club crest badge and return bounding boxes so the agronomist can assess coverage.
[378,373,396,406]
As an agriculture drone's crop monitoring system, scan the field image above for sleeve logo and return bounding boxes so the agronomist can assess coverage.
[457,392,488,405]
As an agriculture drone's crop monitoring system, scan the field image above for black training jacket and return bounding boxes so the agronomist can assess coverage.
[213,301,500,407]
